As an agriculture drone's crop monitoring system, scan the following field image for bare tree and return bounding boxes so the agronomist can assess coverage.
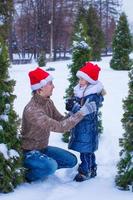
[11,0,80,60]
[94,0,121,54]
[10,0,121,60]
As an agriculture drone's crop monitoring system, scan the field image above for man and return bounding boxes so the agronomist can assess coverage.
[21,67,96,182]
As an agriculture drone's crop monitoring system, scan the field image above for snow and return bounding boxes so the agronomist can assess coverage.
[0,56,132,199]
[2,92,10,97]
[73,40,90,49]
[0,114,9,122]
[0,47,2,54]
[0,144,19,160]
[9,149,20,158]
[0,143,9,159]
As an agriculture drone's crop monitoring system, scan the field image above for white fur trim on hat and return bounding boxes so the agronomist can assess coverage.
[76,71,97,85]
[31,75,53,91]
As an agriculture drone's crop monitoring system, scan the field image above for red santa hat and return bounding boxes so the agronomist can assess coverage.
[28,67,53,91]
[76,62,101,84]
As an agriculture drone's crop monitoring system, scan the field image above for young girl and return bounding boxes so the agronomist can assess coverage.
[66,62,106,182]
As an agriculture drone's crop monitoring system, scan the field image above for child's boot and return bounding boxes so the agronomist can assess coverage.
[74,172,91,182]
[90,166,97,178]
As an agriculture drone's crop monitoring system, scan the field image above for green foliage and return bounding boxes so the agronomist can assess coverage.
[131,34,133,51]
[0,37,25,193]
[86,5,105,61]
[66,7,92,97]
[62,7,103,142]
[115,152,133,191]
[72,7,90,45]
[97,111,103,134]
[63,42,104,141]
[37,51,46,67]
[0,0,14,40]
[62,132,70,143]
[115,68,133,191]
[66,45,92,97]
[110,12,133,70]
[62,8,92,142]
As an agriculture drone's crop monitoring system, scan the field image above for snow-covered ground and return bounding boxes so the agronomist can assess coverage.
[0,56,132,200]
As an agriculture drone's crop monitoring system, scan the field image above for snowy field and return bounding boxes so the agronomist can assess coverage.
[0,56,132,200]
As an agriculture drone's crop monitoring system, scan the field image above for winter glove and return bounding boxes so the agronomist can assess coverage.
[79,99,97,116]
[65,98,77,111]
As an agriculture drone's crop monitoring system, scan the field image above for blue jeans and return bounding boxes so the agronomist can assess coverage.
[78,152,97,175]
[23,146,77,182]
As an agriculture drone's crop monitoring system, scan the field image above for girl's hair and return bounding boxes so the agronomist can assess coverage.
[80,83,89,106]
[101,88,106,96]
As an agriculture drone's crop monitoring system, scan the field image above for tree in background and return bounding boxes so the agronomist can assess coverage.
[110,12,132,70]
[12,0,80,60]
[0,37,25,193]
[37,51,46,67]
[100,0,120,55]
[0,0,14,40]
[86,0,120,55]
[65,7,92,97]
[115,67,133,191]
[86,5,104,61]
[62,7,92,142]
[0,0,25,193]
[10,0,121,59]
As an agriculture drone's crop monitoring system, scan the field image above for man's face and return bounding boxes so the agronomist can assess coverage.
[39,81,55,97]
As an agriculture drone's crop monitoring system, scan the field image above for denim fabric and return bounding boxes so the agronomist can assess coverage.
[78,152,97,175]
[24,146,77,182]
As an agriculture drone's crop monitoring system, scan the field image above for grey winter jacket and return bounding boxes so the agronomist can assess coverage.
[21,94,84,150]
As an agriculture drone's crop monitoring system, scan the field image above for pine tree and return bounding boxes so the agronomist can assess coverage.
[62,7,92,142]
[37,51,46,67]
[110,12,132,70]
[66,7,92,97]
[0,37,25,193]
[86,5,104,61]
[115,68,133,191]
[0,1,14,40]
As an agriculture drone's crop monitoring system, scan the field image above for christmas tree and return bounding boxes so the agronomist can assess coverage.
[110,12,132,70]
[115,67,133,191]
[62,8,92,142]
[0,37,25,193]
[66,7,92,97]
[86,5,104,61]
[37,51,46,67]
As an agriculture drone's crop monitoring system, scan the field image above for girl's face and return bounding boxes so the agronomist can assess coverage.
[78,77,88,87]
